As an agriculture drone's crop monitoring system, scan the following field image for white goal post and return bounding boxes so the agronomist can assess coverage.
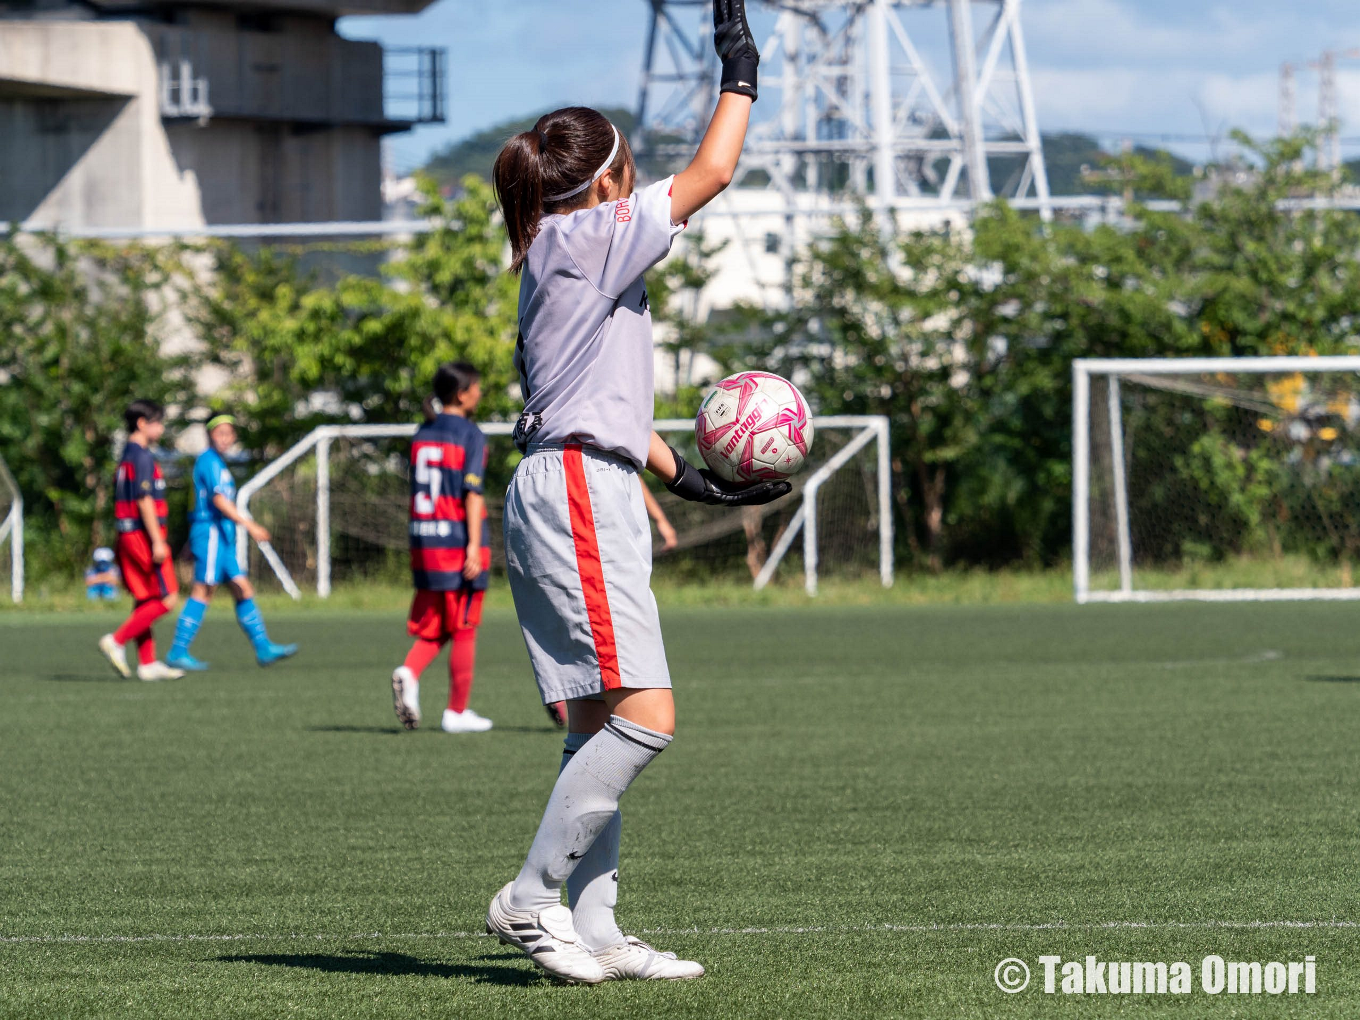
[238,416,892,599]
[1074,355,1360,604]
[0,452,22,603]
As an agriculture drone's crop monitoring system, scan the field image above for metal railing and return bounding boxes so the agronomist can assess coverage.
[384,46,445,125]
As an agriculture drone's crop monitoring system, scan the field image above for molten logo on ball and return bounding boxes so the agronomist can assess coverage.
[695,371,813,483]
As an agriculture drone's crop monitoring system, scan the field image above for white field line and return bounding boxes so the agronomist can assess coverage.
[3,920,1358,946]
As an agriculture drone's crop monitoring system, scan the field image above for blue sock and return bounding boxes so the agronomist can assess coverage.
[236,598,271,651]
[169,598,208,658]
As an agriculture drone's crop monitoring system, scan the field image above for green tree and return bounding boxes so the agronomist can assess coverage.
[0,235,190,571]
[197,175,519,460]
[716,131,1360,572]
[717,210,995,569]
[1190,132,1360,358]
[647,229,727,418]
[1082,147,1194,203]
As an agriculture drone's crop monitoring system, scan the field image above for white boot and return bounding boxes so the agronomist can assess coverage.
[592,936,706,980]
[98,634,130,679]
[136,660,185,681]
[441,708,493,733]
[391,666,420,730]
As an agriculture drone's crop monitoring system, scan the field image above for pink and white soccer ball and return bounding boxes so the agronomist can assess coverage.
[694,371,814,483]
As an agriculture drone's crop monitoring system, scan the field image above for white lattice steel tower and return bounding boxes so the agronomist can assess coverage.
[1310,48,1360,173]
[637,0,1053,227]
[1278,61,1297,138]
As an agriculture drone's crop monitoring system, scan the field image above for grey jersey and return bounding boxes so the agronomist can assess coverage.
[513,177,684,469]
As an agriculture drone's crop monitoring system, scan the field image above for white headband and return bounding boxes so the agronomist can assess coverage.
[544,126,621,204]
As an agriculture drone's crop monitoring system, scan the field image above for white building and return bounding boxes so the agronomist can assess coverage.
[0,0,444,230]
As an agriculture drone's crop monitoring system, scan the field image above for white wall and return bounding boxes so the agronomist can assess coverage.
[0,21,204,229]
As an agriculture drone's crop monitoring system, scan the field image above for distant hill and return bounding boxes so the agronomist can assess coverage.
[421,117,1195,199]
[1036,132,1195,196]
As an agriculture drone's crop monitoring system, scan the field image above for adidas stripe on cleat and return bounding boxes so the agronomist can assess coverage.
[485,882,605,984]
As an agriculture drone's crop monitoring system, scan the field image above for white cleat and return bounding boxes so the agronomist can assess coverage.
[485,883,605,984]
[136,660,185,682]
[391,666,420,730]
[98,634,131,679]
[592,936,706,981]
[441,708,493,733]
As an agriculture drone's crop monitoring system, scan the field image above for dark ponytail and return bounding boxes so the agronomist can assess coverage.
[424,361,481,422]
[492,106,635,274]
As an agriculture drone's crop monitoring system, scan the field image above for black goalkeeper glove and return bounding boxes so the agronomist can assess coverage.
[664,445,790,507]
[714,0,760,101]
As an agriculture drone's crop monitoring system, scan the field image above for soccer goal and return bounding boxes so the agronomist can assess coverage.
[237,416,892,599]
[1074,356,1360,603]
[0,452,23,603]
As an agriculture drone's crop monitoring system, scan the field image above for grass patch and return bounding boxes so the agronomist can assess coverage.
[3,602,1360,1016]
[17,553,1360,619]
[3,568,1078,617]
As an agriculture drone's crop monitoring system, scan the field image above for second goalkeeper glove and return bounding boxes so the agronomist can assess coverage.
[664,445,790,507]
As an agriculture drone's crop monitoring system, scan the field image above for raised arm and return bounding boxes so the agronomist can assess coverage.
[669,95,753,225]
[668,0,760,225]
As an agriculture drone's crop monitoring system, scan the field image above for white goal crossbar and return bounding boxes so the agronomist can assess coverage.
[1073,356,1360,604]
[0,453,23,603]
[238,416,893,599]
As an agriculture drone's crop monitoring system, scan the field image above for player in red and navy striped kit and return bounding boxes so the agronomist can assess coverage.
[98,400,185,681]
[391,363,494,733]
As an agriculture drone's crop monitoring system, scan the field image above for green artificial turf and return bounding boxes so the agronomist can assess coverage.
[2,601,1359,1017]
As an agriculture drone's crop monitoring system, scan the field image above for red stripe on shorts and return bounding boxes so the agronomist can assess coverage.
[563,443,621,689]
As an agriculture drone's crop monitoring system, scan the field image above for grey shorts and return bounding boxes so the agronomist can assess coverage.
[503,443,671,704]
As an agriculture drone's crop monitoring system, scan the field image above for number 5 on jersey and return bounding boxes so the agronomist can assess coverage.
[413,445,443,516]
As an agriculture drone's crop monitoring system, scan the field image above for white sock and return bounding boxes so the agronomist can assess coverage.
[557,732,625,950]
[509,716,671,914]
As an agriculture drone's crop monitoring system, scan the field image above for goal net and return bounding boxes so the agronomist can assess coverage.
[1075,356,1360,602]
[0,452,22,603]
[237,417,891,599]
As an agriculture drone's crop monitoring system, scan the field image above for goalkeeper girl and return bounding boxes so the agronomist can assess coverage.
[483,0,785,984]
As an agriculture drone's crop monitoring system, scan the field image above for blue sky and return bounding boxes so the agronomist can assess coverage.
[341,0,1360,174]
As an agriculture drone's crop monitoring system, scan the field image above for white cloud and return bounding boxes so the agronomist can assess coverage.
[1024,0,1273,66]
[1194,71,1280,132]
[362,0,1360,169]
[1023,0,1360,148]
[1033,63,1360,139]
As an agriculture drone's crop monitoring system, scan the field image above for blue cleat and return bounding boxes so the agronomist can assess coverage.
[166,652,210,672]
[256,642,299,667]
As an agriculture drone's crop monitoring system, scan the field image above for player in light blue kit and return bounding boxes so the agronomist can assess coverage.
[166,414,298,671]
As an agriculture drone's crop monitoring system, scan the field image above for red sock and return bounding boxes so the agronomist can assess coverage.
[447,628,477,713]
[113,599,170,646]
[403,638,445,680]
[136,632,157,665]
